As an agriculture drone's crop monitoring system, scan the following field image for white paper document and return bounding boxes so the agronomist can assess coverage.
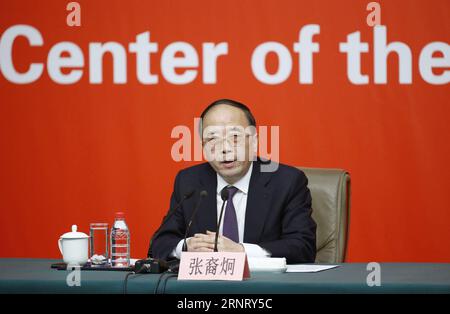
[248,257,287,272]
[286,265,339,273]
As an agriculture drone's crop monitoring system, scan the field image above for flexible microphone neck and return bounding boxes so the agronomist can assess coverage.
[161,189,195,226]
[214,187,229,252]
[148,189,195,257]
[182,190,208,252]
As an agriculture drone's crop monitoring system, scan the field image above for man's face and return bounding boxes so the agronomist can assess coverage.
[201,104,256,184]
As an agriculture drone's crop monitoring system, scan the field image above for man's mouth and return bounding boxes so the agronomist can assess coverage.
[220,160,237,169]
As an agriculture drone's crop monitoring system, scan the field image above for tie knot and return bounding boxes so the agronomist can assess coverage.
[227,186,239,200]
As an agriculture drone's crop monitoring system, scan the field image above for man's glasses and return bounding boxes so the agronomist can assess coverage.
[202,133,251,147]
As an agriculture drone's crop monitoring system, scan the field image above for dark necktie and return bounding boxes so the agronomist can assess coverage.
[223,186,239,243]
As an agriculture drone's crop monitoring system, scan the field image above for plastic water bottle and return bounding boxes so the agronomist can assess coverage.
[110,212,130,267]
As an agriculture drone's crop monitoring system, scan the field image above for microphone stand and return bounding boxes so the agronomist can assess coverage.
[147,189,195,258]
[182,190,208,252]
[136,189,195,274]
[214,187,229,252]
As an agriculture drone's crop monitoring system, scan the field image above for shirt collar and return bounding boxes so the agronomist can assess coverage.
[216,162,253,195]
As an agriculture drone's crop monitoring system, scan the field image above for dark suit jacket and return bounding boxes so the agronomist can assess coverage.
[149,160,316,264]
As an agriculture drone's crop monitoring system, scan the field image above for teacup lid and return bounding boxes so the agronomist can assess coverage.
[60,225,89,239]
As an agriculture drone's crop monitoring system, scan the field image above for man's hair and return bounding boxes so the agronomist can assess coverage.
[199,98,256,135]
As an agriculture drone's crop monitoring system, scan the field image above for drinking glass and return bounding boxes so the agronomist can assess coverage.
[89,223,109,265]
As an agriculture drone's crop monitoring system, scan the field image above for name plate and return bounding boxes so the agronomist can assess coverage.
[178,252,250,281]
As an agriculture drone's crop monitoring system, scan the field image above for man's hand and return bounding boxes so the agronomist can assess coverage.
[186,230,245,252]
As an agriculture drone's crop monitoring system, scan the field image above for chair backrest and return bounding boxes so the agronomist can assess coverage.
[297,167,351,263]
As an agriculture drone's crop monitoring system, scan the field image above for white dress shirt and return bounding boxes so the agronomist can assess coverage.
[171,163,271,259]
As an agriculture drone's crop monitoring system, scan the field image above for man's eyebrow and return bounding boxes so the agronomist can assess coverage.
[228,126,245,132]
[204,131,219,138]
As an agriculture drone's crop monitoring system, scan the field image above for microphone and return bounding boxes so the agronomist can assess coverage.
[138,188,197,274]
[214,187,229,252]
[147,188,195,258]
[160,189,195,226]
[182,190,208,252]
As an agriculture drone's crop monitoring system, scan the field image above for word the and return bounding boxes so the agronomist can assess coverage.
[340,25,449,85]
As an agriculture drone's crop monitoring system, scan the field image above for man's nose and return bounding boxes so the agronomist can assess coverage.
[221,139,233,154]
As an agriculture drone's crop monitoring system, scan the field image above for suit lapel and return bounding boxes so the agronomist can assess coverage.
[244,160,272,243]
[197,163,218,234]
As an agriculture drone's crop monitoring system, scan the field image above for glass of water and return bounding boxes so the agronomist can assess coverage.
[89,223,109,266]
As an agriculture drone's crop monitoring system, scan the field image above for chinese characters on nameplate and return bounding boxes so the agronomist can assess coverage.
[178,252,250,281]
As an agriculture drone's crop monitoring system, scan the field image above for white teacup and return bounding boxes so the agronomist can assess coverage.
[58,225,89,265]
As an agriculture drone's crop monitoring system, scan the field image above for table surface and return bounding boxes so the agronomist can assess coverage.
[0,259,449,294]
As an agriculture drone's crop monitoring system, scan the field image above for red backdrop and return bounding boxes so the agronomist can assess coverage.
[1,0,449,262]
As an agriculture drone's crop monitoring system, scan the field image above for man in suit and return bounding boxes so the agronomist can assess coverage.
[149,99,316,264]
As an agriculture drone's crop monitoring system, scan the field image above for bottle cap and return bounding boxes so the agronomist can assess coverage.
[115,211,125,219]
